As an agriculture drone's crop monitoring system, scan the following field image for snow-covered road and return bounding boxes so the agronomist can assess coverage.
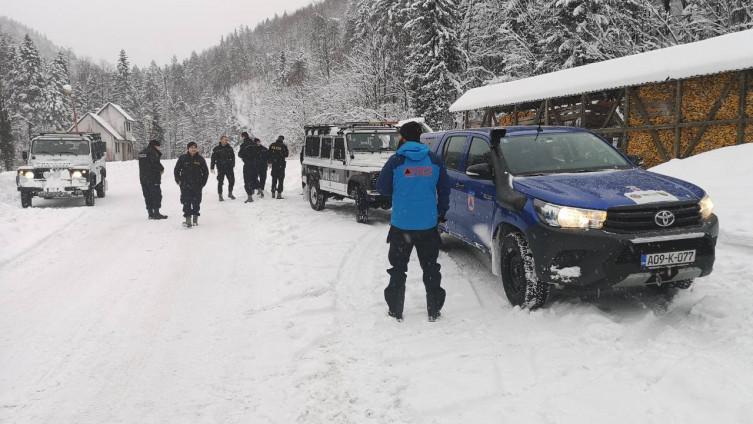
[1,148,752,423]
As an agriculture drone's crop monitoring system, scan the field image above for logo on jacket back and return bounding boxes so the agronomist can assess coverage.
[403,166,433,177]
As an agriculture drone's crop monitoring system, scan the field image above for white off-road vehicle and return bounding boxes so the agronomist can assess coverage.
[16,133,107,208]
[302,122,401,223]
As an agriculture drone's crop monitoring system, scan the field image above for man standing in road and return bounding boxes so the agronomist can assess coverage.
[255,137,269,198]
[376,121,450,322]
[268,135,289,199]
[210,135,236,201]
[138,139,168,220]
[238,131,258,203]
[174,141,209,228]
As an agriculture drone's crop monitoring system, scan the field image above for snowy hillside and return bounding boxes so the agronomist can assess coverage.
[1,148,752,423]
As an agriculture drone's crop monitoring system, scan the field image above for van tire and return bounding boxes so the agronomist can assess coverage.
[501,232,549,309]
[354,186,369,223]
[96,178,106,198]
[84,189,95,206]
[21,192,32,208]
[308,178,326,211]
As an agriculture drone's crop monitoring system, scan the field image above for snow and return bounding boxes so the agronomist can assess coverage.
[550,266,581,283]
[97,102,137,122]
[450,29,753,112]
[2,145,753,423]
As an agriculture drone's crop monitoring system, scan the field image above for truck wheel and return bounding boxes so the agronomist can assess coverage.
[308,178,326,211]
[354,186,369,223]
[84,189,95,206]
[96,179,106,198]
[21,192,32,208]
[500,232,549,309]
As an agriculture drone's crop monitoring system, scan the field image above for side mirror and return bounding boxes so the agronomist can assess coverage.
[466,163,493,180]
[22,151,28,161]
[627,154,645,168]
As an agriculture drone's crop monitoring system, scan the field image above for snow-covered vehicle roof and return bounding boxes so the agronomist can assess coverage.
[449,29,753,112]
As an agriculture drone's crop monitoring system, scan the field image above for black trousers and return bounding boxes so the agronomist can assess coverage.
[385,226,445,317]
[217,168,235,195]
[271,167,285,193]
[140,182,162,210]
[180,186,202,217]
[243,164,258,195]
[258,166,268,191]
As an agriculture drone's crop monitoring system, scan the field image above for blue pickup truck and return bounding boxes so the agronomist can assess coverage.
[422,127,718,308]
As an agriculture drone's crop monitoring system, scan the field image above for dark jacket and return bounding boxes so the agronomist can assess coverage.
[256,145,269,169]
[268,140,289,169]
[174,153,209,190]
[138,145,164,184]
[376,141,450,231]
[210,143,235,171]
[238,139,255,165]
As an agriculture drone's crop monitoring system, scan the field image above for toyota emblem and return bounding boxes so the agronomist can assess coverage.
[654,210,675,227]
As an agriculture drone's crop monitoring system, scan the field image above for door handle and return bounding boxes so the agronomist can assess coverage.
[454,183,465,189]
[482,193,493,200]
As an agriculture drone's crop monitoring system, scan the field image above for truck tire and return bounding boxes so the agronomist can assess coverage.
[21,192,32,208]
[84,189,95,206]
[500,232,549,309]
[308,178,326,211]
[96,178,106,198]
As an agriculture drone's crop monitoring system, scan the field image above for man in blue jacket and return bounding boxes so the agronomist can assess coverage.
[376,121,450,322]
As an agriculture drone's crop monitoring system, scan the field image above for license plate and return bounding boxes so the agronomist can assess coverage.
[641,250,696,268]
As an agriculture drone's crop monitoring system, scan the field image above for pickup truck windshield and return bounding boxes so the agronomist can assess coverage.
[347,132,400,152]
[32,138,90,155]
[499,132,631,175]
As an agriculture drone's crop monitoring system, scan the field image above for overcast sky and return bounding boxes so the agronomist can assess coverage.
[2,0,319,66]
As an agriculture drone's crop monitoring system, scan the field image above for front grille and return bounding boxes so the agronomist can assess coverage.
[604,201,701,233]
[33,168,51,179]
[370,172,379,189]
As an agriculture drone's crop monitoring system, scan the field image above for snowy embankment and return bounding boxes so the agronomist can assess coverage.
[1,146,752,424]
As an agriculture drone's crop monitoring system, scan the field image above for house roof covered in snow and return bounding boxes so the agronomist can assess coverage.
[72,112,125,140]
[449,29,753,113]
[97,102,136,122]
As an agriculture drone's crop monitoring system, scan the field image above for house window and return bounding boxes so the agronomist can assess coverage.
[126,122,131,132]
[115,142,120,153]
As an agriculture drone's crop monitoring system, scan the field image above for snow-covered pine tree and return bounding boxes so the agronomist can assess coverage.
[10,35,47,130]
[0,34,16,169]
[458,0,508,89]
[43,52,72,130]
[404,0,463,129]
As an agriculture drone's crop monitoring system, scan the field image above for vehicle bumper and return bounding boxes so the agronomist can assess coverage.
[17,178,91,197]
[525,216,718,291]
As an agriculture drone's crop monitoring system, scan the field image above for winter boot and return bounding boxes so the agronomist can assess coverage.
[153,210,168,219]
[148,209,156,220]
[388,311,403,322]
[219,193,224,202]
[192,215,199,226]
[183,216,193,228]
[228,192,236,200]
[258,189,264,198]
[245,194,254,203]
[428,311,442,322]
[276,192,283,199]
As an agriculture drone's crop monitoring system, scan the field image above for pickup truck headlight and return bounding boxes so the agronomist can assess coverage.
[18,170,34,179]
[699,194,714,220]
[534,199,607,230]
[70,169,89,179]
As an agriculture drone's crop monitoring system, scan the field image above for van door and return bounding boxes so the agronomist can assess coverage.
[455,136,496,250]
[440,134,470,235]
[319,137,333,190]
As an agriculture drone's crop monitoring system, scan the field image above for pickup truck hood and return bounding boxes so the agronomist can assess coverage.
[513,169,705,210]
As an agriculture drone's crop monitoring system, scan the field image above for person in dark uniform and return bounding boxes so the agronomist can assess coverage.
[174,141,209,228]
[137,139,167,220]
[376,122,450,322]
[268,135,289,199]
[237,131,258,203]
[255,138,269,198]
[210,135,236,201]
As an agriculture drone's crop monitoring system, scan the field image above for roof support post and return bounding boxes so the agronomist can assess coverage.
[674,79,683,158]
[580,94,587,127]
[623,87,630,151]
[544,99,550,125]
[463,110,469,129]
[683,73,735,157]
[738,71,748,145]
[513,105,519,125]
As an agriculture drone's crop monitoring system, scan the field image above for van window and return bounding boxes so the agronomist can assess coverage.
[305,136,320,157]
[442,136,467,171]
[466,137,491,169]
[333,137,345,160]
[321,138,332,159]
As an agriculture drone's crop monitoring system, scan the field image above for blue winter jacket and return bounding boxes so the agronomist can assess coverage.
[377,141,450,231]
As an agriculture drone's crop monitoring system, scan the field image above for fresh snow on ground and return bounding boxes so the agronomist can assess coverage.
[1,146,752,423]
